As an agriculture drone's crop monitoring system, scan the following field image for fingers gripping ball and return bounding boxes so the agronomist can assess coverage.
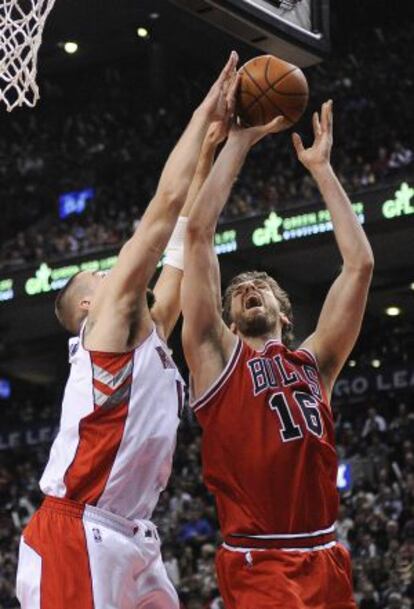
[236,55,309,127]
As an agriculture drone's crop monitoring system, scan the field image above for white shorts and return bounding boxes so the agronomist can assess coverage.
[16,496,179,609]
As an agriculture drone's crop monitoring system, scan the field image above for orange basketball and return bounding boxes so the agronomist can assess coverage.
[236,55,309,127]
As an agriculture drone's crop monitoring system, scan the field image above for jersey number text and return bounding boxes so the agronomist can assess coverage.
[268,391,323,442]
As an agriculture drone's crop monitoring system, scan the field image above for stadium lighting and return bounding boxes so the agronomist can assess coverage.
[348,360,356,368]
[137,27,149,38]
[410,282,414,291]
[371,359,381,368]
[64,41,78,54]
[385,306,401,317]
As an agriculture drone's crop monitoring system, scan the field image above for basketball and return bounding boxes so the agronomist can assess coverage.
[236,55,309,127]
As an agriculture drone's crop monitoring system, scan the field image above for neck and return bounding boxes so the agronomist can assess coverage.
[238,331,282,352]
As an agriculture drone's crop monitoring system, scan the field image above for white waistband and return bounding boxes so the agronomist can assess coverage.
[83,504,157,539]
[222,541,337,553]
[230,523,335,540]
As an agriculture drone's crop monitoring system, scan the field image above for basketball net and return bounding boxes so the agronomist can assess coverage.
[0,0,57,112]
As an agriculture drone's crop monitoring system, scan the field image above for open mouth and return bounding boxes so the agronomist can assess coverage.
[245,294,262,310]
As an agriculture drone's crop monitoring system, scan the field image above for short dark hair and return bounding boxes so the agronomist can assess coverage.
[54,271,84,334]
[222,270,294,346]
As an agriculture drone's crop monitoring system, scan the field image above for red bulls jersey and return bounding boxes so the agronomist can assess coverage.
[191,338,339,551]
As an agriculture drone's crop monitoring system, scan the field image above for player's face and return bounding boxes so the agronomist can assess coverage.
[230,279,281,337]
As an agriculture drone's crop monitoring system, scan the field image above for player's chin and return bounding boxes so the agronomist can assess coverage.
[238,312,274,337]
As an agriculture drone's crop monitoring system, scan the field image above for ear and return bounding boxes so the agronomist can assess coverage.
[280,313,290,327]
[79,296,91,312]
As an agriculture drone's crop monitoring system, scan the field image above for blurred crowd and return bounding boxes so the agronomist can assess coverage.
[0,379,413,608]
[0,22,413,271]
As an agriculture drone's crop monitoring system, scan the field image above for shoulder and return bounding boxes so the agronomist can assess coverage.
[291,345,319,368]
[190,337,244,413]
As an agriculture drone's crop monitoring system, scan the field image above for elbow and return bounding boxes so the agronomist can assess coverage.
[167,192,184,216]
[186,218,215,244]
[345,253,374,278]
[360,251,375,274]
[359,259,374,285]
[156,188,184,215]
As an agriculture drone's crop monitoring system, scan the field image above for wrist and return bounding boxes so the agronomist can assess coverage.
[227,131,254,153]
[164,217,188,271]
[309,162,333,181]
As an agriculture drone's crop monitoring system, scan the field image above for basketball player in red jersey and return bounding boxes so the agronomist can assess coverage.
[15,54,239,609]
[182,100,374,608]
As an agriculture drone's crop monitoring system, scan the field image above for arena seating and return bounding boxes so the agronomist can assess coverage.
[0,23,412,271]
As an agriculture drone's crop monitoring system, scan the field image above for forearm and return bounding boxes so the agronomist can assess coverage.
[152,139,218,331]
[156,108,211,205]
[181,140,217,217]
[152,266,182,340]
[311,164,374,268]
[162,138,217,268]
[188,137,250,234]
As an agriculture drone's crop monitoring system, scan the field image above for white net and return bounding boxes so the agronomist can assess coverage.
[0,0,57,112]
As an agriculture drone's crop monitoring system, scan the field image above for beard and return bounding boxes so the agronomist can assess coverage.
[234,309,278,337]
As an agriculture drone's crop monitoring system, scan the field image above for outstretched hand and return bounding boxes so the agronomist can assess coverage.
[228,114,288,148]
[199,51,239,124]
[292,100,333,171]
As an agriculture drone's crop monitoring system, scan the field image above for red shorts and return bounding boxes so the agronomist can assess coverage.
[216,543,356,609]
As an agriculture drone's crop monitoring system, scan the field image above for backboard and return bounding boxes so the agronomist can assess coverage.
[170,0,330,67]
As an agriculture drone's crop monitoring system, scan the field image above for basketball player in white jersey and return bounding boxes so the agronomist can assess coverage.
[15,52,239,609]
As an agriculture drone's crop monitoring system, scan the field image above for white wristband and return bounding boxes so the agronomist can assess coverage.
[164,216,188,271]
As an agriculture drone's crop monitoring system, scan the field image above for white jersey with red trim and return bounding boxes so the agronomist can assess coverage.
[40,324,185,520]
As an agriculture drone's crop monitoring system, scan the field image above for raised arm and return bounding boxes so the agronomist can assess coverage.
[294,101,374,393]
[182,116,286,398]
[151,122,228,340]
[85,53,239,350]
[103,52,239,301]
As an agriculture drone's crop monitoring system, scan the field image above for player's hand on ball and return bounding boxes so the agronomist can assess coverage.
[229,114,288,147]
[199,51,239,123]
[204,72,241,146]
[292,100,333,171]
